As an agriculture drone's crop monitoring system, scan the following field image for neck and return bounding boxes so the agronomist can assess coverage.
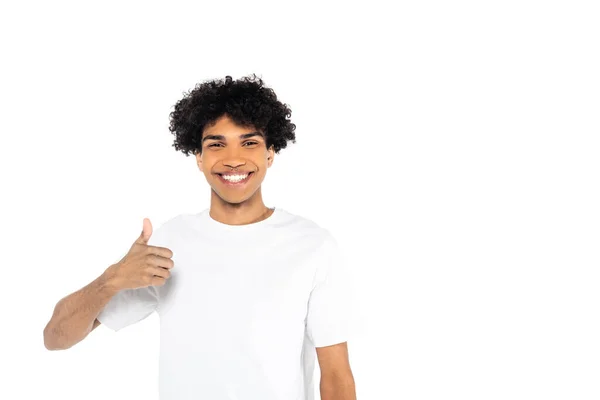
[209,187,273,226]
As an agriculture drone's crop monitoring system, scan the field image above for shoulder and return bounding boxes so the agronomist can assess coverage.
[157,212,199,232]
[146,213,191,246]
[275,208,338,249]
[277,208,320,228]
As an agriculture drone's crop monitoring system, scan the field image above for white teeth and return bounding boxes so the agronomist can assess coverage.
[222,174,248,182]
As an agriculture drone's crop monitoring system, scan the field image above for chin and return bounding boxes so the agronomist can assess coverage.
[211,189,251,205]
[220,196,246,205]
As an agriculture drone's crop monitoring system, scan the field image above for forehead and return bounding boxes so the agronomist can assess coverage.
[203,115,257,137]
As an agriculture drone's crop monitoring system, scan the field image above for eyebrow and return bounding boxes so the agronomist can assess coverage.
[202,131,264,143]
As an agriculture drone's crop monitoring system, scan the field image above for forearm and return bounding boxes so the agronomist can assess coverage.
[320,373,357,400]
[43,266,120,350]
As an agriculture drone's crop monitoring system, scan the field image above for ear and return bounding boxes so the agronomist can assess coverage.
[267,146,275,168]
[196,151,204,172]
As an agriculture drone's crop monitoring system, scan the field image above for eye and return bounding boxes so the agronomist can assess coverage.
[243,141,259,147]
[208,143,223,148]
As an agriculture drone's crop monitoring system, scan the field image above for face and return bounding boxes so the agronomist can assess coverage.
[196,114,275,205]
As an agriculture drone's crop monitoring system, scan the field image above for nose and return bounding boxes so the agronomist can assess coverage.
[220,145,248,169]
[223,160,246,169]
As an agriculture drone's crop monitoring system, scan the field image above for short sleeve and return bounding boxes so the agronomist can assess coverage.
[305,232,354,348]
[97,285,158,332]
[97,223,166,332]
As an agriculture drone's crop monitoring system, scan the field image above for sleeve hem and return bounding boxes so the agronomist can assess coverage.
[311,331,351,348]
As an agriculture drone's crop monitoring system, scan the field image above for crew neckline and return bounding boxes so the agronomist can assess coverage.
[200,207,281,231]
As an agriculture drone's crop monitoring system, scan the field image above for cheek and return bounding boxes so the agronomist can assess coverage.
[199,155,215,173]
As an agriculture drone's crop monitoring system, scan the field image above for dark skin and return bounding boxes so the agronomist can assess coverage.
[195,114,275,226]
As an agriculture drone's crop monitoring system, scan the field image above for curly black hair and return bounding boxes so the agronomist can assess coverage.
[168,74,296,156]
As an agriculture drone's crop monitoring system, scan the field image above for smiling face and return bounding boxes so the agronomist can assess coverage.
[196,114,275,205]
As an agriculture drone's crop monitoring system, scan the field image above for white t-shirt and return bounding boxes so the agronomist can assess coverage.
[97,207,354,400]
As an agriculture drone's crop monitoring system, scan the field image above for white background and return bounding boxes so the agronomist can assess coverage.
[1,1,599,399]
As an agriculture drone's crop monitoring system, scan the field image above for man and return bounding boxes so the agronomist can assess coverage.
[43,74,356,400]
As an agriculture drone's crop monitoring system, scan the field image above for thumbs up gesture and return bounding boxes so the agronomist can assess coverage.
[109,218,174,291]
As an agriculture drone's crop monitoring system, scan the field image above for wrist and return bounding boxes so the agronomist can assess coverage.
[100,264,123,294]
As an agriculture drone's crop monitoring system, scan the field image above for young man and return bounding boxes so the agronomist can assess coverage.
[43,74,356,400]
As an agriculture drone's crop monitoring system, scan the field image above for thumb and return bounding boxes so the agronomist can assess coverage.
[135,218,153,245]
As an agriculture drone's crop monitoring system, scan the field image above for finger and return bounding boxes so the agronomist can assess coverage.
[146,245,174,259]
[135,218,153,245]
[147,254,175,269]
[151,276,167,286]
[151,266,171,279]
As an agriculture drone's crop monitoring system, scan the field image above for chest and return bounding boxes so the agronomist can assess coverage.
[156,234,323,341]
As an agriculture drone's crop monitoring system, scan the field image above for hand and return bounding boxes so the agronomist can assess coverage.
[108,218,174,291]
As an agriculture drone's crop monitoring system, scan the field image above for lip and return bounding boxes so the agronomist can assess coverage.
[217,171,254,176]
[215,171,254,186]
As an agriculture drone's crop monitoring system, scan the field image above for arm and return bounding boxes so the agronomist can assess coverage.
[317,342,357,400]
[43,265,120,351]
[43,218,174,348]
